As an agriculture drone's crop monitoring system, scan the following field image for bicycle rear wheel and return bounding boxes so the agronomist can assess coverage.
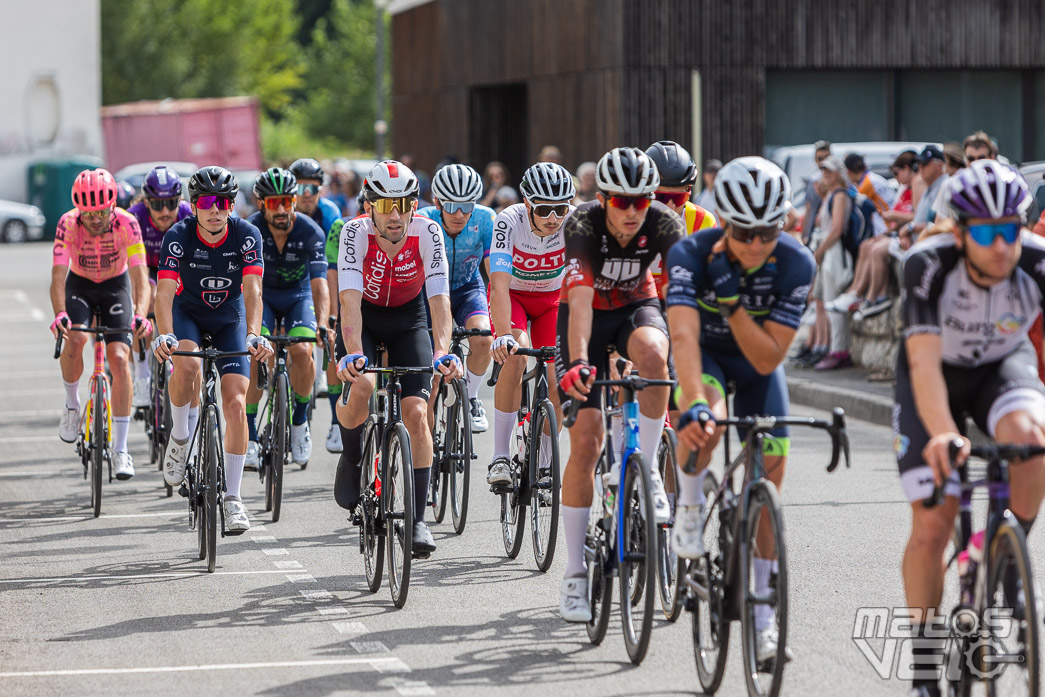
[586,454,613,645]
[984,517,1039,697]
[430,384,450,523]
[693,470,731,694]
[530,399,560,572]
[740,479,789,697]
[204,408,220,573]
[267,374,289,523]
[386,422,414,608]
[448,378,471,534]
[619,452,657,664]
[161,372,173,497]
[90,379,105,518]
[500,413,526,559]
[657,428,684,621]
[360,417,384,593]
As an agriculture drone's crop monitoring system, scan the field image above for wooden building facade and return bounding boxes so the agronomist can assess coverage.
[390,0,1045,177]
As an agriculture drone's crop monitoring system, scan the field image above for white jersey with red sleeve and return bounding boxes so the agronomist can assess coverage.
[338,214,449,307]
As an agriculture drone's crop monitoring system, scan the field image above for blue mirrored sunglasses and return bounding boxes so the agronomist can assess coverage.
[967,221,1020,246]
[441,201,475,215]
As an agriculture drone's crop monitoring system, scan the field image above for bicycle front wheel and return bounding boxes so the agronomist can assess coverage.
[657,428,683,621]
[360,417,384,593]
[448,378,471,534]
[983,516,1039,697]
[740,479,789,697]
[161,372,173,497]
[586,454,613,645]
[530,398,560,572]
[430,384,449,523]
[268,374,289,523]
[204,408,220,573]
[500,413,526,559]
[692,470,730,694]
[619,452,657,665]
[386,422,414,608]
[90,379,105,518]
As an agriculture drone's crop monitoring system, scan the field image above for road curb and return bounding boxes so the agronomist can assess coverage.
[786,375,892,427]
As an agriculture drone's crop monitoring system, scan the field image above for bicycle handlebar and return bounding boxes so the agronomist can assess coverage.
[487,345,557,386]
[338,364,435,405]
[53,325,146,362]
[924,439,1045,508]
[453,327,493,339]
[562,370,675,428]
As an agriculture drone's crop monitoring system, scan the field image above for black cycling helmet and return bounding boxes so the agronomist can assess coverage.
[115,180,137,209]
[289,158,324,182]
[645,140,698,188]
[253,167,297,199]
[187,165,239,202]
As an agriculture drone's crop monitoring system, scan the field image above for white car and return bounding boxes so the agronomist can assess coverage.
[0,199,47,243]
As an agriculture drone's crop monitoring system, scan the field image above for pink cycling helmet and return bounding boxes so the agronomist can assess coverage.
[71,169,118,212]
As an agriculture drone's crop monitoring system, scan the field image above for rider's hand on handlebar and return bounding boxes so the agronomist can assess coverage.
[337,353,368,384]
[558,360,595,400]
[677,398,717,451]
[132,313,152,340]
[247,334,273,362]
[923,432,969,487]
[152,333,179,362]
[490,334,518,363]
[434,352,462,381]
[50,311,71,339]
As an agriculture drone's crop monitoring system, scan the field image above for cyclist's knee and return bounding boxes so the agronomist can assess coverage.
[289,342,313,363]
[629,338,669,376]
[473,334,493,354]
[995,409,1045,447]
[402,399,428,431]
[222,390,246,420]
[909,506,954,553]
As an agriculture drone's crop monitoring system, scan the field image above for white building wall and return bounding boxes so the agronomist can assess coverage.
[0,0,102,202]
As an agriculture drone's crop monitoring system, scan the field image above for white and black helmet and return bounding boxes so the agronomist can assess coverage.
[713,156,792,228]
[431,164,483,203]
[595,147,660,196]
[520,162,575,202]
[363,160,420,200]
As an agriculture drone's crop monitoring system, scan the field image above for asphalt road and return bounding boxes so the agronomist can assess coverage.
[2,241,1041,696]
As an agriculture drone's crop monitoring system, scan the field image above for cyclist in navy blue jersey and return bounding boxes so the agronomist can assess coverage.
[667,156,814,664]
[243,167,330,469]
[153,166,272,533]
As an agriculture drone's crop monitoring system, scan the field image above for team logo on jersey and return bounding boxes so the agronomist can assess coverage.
[242,236,257,252]
[243,250,259,265]
[169,241,184,257]
[996,313,1024,334]
[669,265,693,282]
[599,258,641,282]
[201,276,233,291]
[638,236,647,248]
[202,290,229,308]
[194,248,208,259]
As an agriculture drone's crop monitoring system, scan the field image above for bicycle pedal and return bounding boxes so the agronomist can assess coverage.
[489,483,512,495]
[178,484,189,498]
[351,514,363,526]
[224,528,248,537]
[412,550,432,560]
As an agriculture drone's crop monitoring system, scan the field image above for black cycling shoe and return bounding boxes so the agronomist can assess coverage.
[412,520,436,558]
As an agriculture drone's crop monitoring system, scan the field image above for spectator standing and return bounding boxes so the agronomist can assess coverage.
[811,155,854,370]
[574,162,598,203]
[480,162,515,209]
[905,145,948,242]
[694,159,722,214]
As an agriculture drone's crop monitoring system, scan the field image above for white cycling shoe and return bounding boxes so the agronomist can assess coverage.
[648,469,671,523]
[672,504,706,559]
[291,422,312,464]
[244,441,261,472]
[163,437,189,487]
[326,423,343,453]
[58,406,79,443]
[756,626,794,666]
[113,451,135,480]
[223,497,250,533]
[132,376,151,408]
[560,576,592,623]
[487,457,512,486]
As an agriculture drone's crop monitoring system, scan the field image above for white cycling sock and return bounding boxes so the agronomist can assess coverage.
[467,367,483,400]
[63,380,80,411]
[639,412,665,474]
[134,351,149,380]
[225,452,245,500]
[113,416,130,453]
[493,408,515,461]
[187,406,199,442]
[170,401,190,442]
[563,504,590,577]
[754,557,776,631]
[677,467,708,507]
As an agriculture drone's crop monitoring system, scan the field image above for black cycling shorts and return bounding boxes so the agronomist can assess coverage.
[65,271,133,347]
[894,340,1045,502]
[555,299,669,410]
[336,293,434,402]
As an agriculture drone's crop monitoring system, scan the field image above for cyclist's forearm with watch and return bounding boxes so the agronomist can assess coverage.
[243,274,263,338]
[428,293,453,357]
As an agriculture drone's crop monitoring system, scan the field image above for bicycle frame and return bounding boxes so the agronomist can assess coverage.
[83,333,112,455]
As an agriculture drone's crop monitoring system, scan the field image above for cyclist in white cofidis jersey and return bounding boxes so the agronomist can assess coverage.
[488,162,575,489]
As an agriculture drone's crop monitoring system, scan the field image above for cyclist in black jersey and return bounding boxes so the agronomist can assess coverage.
[895,160,1045,697]
[555,147,685,622]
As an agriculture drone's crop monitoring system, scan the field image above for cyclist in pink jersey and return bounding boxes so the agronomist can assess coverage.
[487,162,575,486]
[49,169,151,480]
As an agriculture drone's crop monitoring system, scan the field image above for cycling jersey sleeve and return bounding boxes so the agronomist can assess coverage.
[664,237,704,311]
[52,212,74,267]
[308,225,327,280]
[766,244,816,329]
[157,227,184,283]
[241,223,263,277]
[479,208,494,259]
[120,213,147,268]
[901,241,949,339]
[338,218,368,294]
[490,208,515,275]
[326,218,345,268]
[419,216,449,297]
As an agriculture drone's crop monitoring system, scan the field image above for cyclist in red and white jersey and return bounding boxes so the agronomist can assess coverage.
[49,168,151,480]
[487,162,575,486]
[334,160,461,556]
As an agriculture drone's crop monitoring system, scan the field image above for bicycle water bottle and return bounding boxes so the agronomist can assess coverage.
[957,551,973,606]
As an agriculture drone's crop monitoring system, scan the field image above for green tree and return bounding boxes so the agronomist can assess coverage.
[100,0,304,112]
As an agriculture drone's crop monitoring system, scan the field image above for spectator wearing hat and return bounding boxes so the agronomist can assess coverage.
[903,145,948,244]
[694,159,722,216]
[963,130,998,161]
[844,152,895,236]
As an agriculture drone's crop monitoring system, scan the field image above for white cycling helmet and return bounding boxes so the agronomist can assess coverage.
[363,160,419,200]
[713,156,792,228]
[520,162,575,202]
[595,147,660,196]
[431,164,483,203]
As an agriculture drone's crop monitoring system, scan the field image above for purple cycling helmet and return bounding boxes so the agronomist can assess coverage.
[947,159,1031,222]
[142,165,183,199]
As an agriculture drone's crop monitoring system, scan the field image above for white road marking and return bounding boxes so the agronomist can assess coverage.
[285,573,317,583]
[372,658,412,674]
[262,547,289,556]
[390,679,435,696]
[332,621,367,634]
[0,569,302,584]
[251,535,277,543]
[0,657,402,679]
[315,606,349,616]
[350,641,389,654]
[299,589,333,601]
[272,560,303,570]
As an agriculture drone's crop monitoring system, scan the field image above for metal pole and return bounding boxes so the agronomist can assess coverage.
[374,1,386,160]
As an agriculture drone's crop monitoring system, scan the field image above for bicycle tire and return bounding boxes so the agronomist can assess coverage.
[269,374,289,523]
[386,422,413,608]
[693,470,730,694]
[983,517,1039,697]
[430,384,449,524]
[619,451,657,664]
[586,452,613,645]
[530,398,560,572]
[657,428,684,621]
[360,417,384,593]
[161,374,173,497]
[204,407,220,573]
[500,409,527,559]
[90,378,104,518]
[740,479,789,697]
[449,377,471,534]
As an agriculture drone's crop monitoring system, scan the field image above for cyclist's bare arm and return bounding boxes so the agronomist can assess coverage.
[130,265,150,322]
[488,271,513,338]
[566,285,595,365]
[428,293,453,358]
[49,265,69,317]
[338,288,364,355]
[906,332,962,482]
[731,317,796,376]
[666,304,706,406]
[311,276,330,331]
[243,274,264,339]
